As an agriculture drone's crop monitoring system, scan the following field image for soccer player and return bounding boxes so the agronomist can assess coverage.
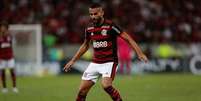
[118,37,132,75]
[0,21,18,93]
[63,3,148,101]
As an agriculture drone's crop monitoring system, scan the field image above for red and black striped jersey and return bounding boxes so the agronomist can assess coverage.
[0,34,14,60]
[85,19,123,63]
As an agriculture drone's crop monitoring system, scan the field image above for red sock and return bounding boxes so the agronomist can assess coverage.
[104,86,122,101]
[76,91,86,101]
[10,69,16,88]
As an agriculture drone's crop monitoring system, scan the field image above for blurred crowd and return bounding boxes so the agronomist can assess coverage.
[1,0,201,44]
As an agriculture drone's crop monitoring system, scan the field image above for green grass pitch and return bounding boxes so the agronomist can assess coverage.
[0,73,201,101]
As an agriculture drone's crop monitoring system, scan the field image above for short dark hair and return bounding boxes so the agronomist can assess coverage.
[0,21,9,29]
[89,3,102,9]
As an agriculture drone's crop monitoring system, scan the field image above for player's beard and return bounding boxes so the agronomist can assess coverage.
[92,17,102,26]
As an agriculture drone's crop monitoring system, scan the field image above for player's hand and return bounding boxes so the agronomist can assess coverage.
[63,60,74,72]
[137,53,148,63]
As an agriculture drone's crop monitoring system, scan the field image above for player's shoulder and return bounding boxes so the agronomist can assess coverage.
[104,19,119,27]
[104,19,113,25]
[85,19,117,31]
[85,22,94,31]
[104,19,121,29]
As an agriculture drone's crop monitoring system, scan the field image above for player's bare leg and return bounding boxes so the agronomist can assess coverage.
[101,77,122,101]
[1,69,6,88]
[10,68,16,87]
[76,80,95,101]
[1,69,8,93]
[10,68,18,93]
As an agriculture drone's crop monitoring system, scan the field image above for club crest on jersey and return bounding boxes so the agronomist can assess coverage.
[101,29,107,36]
[91,32,94,36]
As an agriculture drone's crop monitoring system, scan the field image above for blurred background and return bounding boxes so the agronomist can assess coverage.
[1,0,201,75]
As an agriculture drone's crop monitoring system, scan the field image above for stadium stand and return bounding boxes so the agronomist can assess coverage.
[0,0,201,44]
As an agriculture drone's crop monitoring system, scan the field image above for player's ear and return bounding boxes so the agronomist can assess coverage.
[100,9,104,16]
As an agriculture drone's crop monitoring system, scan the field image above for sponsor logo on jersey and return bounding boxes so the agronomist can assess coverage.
[93,41,108,48]
[101,29,107,36]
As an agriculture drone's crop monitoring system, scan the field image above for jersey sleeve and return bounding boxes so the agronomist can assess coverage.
[111,23,123,35]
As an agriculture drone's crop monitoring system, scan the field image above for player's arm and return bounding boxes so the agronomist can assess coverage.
[63,39,90,72]
[120,32,148,62]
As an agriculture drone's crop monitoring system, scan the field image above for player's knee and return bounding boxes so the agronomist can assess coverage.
[101,81,112,89]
